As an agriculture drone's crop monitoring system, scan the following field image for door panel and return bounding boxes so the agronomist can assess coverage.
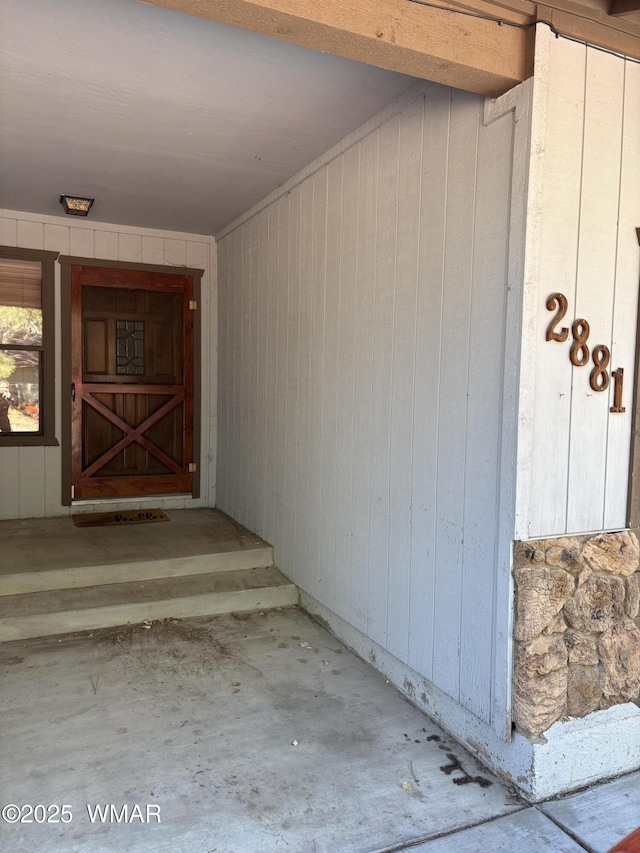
[71,265,194,499]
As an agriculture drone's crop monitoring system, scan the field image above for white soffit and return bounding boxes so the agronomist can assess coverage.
[0,0,415,235]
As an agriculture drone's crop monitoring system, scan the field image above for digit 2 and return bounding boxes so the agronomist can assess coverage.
[546,293,569,342]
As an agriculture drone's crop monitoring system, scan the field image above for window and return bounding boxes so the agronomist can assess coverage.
[0,245,58,446]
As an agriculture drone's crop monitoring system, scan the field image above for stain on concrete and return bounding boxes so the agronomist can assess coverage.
[439,752,493,788]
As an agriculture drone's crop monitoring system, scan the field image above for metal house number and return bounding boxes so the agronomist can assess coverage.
[545,292,625,413]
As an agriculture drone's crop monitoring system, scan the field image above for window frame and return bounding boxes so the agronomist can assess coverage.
[0,245,58,446]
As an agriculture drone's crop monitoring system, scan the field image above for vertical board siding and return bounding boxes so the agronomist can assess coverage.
[308,169,328,602]
[566,49,624,533]
[319,159,343,613]
[216,83,521,723]
[367,115,400,650]
[17,220,44,249]
[0,212,213,518]
[526,38,586,538]
[94,230,119,261]
[142,236,165,265]
[432,92,479,699]
[255,210,270,537]
[283,186,302,579]
[274,196,290,563]
[522,34,640,539]
[349,131,378,636]
[216,236,227,511]
[264,205,280,545]
[604,61,640,529]
[387,101,423,662]
[408,86,451,682]
[70,227,95,258]
[459,108,514,718]
[0,218,18,246]
[0,453,20,518]
[333,146,359,622]
[294,181,314,596]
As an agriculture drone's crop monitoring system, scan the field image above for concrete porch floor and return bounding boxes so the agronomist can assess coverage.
[1,607,638,853]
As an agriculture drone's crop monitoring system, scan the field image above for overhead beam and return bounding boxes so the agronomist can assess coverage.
[609,0,640,15]
[535,2,640,57]
[140,0,531,97]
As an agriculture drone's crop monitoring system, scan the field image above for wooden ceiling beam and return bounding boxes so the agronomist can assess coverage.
[140,0,532,97]
[609,0,640,15]
[536,2,640,57]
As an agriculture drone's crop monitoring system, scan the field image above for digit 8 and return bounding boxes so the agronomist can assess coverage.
[570,319,590,367]
[590,345,610,392]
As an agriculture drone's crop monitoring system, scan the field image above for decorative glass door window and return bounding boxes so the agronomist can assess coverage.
[116,320,145,375]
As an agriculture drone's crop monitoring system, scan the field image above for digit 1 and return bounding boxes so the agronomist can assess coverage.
[610,368,625,413]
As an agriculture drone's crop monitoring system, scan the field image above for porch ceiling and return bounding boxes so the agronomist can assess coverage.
[0,0,414,236]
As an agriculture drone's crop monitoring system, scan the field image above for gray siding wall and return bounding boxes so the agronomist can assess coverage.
[216,82,527,724]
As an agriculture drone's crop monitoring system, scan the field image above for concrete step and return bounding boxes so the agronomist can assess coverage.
[0,566,298,642]
[0,545,275,596]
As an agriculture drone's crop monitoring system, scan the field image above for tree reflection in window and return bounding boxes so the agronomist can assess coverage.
[0,258,43,433]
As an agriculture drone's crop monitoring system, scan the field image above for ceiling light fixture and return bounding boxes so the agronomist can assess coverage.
[59,195,94,216]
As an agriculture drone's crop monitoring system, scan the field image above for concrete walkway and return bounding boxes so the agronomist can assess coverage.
[1,606,637,853]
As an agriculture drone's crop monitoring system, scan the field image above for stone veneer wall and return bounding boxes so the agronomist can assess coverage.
[513,531,640,739]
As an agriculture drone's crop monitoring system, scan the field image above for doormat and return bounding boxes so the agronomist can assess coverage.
[72,509,170,528]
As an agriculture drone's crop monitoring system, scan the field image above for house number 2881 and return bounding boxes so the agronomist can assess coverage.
[545,292,625,413]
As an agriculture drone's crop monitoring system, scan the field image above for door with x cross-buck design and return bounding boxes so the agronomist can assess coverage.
[71,265,195,500]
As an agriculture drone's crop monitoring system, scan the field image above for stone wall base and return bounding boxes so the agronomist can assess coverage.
[513,531,640,739]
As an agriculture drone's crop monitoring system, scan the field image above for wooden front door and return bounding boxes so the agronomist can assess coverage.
[71,265,194,499]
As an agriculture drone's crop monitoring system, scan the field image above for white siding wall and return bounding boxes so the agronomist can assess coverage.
[216,82,530,725]
[0,210,216,519]
[517,28,640,540]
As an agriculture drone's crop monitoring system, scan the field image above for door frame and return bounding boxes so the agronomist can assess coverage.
[60,256,203,505]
